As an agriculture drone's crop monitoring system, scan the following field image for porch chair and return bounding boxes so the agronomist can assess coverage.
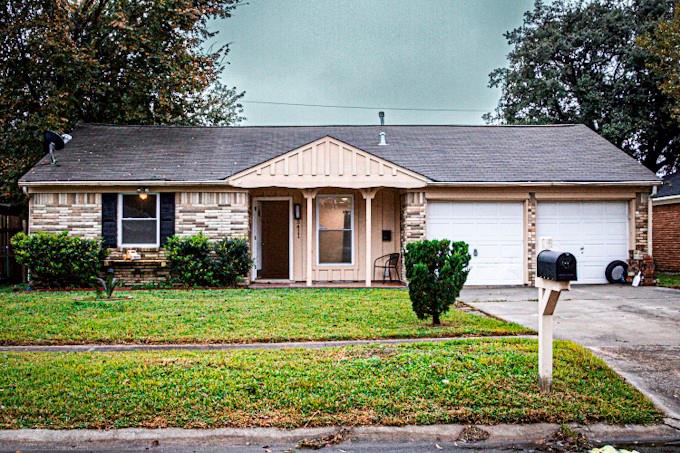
[373,253,401,283]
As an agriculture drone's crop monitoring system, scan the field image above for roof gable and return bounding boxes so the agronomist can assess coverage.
[227,136,429,189]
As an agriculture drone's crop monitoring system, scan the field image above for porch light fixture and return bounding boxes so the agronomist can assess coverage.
[293,203,302,220]
[137,187,149,200]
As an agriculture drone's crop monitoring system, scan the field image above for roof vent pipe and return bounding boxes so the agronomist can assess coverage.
[378,111,387,145]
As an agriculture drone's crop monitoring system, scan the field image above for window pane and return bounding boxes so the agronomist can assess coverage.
[319,196,352,230]
[123,194,156,218]
[319,230,352,264]
[122,219,157,244]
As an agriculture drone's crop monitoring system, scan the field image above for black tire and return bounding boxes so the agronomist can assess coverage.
[605,260,628,284]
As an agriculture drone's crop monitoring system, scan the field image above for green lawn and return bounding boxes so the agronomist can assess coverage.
[0,288,532,345]
[0,339,660,429]
[657,273,680,288]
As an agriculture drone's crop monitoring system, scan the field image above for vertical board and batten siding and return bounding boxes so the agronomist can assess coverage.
[227,137,429,189]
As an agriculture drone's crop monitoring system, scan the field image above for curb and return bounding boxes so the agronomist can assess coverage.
[0,423,678,451]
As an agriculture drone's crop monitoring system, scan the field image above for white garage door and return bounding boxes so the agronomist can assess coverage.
[537,201,629,284]
[426,202,524,286]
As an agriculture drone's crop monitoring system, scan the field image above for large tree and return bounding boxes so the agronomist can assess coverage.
[639,6,680,121]
[0,0,244,206]
[486,0,679,174]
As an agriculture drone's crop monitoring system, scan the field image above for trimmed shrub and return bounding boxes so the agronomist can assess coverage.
[11,231,106,288]
[404,239,471,326]
[213,237,252,287]
[165,233,252,287]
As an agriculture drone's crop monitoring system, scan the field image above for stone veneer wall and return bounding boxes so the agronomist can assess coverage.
[175,192,249,240]
[399,191,426,279]
[526,194,537,285]
[400,191,427,248]
[629,191,655,285]
[104,249,169,285]
[28,193,101,238]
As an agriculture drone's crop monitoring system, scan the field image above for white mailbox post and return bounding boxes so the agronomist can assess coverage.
[535,276,570,392]
[535,236,571,393]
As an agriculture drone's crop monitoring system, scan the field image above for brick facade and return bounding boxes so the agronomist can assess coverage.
[176,192,249,240]
[29,193,101,238]
[104,249,169,285]
[399,191,426,279]
[400,191,426,249]
[653,202,680,272]
[526,194,537,284]
[628,192,655,285]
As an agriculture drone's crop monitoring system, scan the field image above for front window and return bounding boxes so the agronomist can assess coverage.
[317,195,353,264]
[119,193,159,247]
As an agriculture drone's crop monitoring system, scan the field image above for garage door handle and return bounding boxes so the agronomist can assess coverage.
[473,248,478,257]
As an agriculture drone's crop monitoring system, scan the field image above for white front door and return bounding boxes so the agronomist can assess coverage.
[536,201,629,284]
[426,201,525,286]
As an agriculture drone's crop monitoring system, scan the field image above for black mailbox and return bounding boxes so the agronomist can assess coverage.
[537,250,577,281]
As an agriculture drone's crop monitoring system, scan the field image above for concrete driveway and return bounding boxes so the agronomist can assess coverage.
[462,284,680,421]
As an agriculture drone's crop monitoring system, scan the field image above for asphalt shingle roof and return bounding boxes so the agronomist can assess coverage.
[655,173,680,197]
[20,123,658,184]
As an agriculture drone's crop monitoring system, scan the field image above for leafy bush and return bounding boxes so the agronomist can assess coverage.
[11,231,106,288]
[213,237,252,286]
[165,233,252,287]
[404,239,471,326]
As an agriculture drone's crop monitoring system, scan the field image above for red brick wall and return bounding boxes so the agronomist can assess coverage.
[653,202,680,272]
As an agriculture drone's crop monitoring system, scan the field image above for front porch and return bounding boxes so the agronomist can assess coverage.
[248,187,408,287]
[229,136,430,287]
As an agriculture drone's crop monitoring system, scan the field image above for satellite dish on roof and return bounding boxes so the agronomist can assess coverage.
[44,130,65,150]
[43,130,71,165]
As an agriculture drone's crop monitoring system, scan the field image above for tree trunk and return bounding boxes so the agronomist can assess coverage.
[432,313,441,326]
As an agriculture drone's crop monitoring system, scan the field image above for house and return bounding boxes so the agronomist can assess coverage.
[652,173,680,273]
[19,123,659,286]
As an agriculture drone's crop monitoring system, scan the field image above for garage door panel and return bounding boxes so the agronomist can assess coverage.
[537,201,629,284]
[427,201,524,286]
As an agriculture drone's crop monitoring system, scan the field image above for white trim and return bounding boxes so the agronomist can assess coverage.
[251,197,294,281]
[652,194,680,205]
[426,181,661,187]
[117,193,160,248]
[316,194,355,266]
[20,179,660,188]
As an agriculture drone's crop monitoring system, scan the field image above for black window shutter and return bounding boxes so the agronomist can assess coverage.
[101,193,117,247]
[159,193,175,246]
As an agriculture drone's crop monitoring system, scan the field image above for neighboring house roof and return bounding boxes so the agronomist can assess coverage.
[19,123,658,184]
[654,173,680,198]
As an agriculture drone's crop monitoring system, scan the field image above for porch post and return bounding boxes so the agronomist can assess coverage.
[302,189,318,287]
[361,188,378,287]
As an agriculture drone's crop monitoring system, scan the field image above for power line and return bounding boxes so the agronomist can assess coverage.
[242,100,490,113]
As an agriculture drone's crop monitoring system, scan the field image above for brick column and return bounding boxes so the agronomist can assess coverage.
[629,191,655,285]
[527,193,537,285]
[400,191,426,280]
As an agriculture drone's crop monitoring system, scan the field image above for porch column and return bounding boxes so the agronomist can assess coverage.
[302,189,318,287]
[361,188,379,287]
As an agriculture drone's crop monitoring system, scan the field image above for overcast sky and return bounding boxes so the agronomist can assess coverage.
[210,0,536,126]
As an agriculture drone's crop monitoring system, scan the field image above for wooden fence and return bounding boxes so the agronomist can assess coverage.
[0,213,25,283]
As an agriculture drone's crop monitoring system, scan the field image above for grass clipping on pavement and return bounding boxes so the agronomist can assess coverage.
[0,339,660,429]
